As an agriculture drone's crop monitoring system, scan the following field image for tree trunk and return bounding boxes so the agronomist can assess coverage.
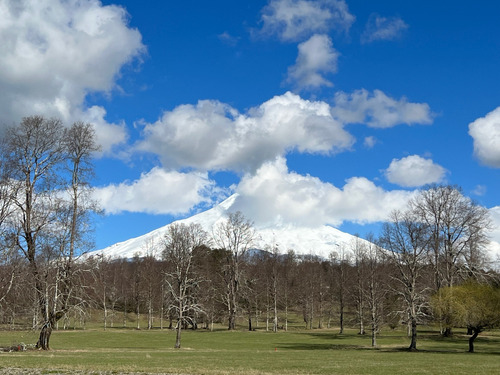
[408,318,417,351]
[468,328,481,353]
[371,303,377,347]
[36,320,53,350]
[339,303,344,334]
[175,321,182,349]
[228,313,235,330]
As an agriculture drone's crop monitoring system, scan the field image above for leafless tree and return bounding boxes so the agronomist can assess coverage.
[364,235,388,347]
[1,116,99,349]
[352,236,367,335]
[410,185,491,335]
[163,223,209,348]
[213,211,255,330]
[329,246,351,334]
[381,209,432,351]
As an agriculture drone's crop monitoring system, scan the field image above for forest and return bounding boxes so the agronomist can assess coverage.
[0,116,499,354]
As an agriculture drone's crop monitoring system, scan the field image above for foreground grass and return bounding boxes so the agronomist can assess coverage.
[0,327,499,374]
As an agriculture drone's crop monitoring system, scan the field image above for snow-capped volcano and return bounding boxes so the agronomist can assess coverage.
[87,194,367,260]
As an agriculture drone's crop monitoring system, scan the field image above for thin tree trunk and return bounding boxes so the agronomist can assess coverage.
[175,320,182,349]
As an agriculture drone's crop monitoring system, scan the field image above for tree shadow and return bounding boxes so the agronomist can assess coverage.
[276,330,500,355]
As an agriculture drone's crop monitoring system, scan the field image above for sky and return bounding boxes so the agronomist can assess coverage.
[1,0,499,253]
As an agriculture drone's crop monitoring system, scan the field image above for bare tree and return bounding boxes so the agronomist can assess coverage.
[213,211,255,330]
[364,235,387,347]
[1,116,99,349]
[163,223,209,348]
[381,209,431,351]
[0,157,17,307]
[329,246,351,334]
[410,185,491,335]
[352,237,367,335]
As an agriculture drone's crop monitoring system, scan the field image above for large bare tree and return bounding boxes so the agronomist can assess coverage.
[213,211,255,330]
[410,185,491,335]
[381,209,432,351]
[1,116,99,349]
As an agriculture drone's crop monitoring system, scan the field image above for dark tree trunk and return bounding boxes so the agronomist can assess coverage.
[468,327,481,353]
[36,320,53,350]
[443,326,453,337]
[408,318,418,351]
[228,314,235,330]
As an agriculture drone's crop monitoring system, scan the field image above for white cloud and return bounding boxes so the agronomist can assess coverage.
[361,13,408,44]
[472,185,487,196]
[0,0,145,153]
[384,155,447,187]
[231,157,414,228]
[93,167,216,215]
[331,89,434,128]
[487,206,500,264]
[287,34,338,90]
[363,136,377,148]
[259,0,355,42]
[489,207,500,243]
[468,107,500,168]
[136,92,354,172]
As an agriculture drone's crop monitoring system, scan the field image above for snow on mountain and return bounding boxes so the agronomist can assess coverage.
[87,194,367,260]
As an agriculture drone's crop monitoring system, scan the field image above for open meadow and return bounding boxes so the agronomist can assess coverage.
[0,324,499,375]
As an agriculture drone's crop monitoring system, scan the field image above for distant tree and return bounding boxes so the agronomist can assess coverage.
[352,236,367,335]
[329,246,351,334]
[381,209,432,351]
[163,223,209,348]
[213,212,255,330]
[432,281,500,352]
[192,245,226,331]
[364,235,388,347]
[281,250,297,331]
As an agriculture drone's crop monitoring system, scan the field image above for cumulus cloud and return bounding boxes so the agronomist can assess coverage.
[93,167,217,215]
[384,155,447,187]
[259,0,355,42]
[287,34,338,90]
[361,13,408,44]
[231,157,414,228]
[136,92,354,172]
[331,89,434,128]
[468,107,500,168]
[0,0,145,152]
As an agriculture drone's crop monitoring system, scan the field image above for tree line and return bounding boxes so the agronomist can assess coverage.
[0,116,499,352]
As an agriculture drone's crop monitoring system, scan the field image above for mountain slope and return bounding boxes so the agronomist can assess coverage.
[87,194,367,260]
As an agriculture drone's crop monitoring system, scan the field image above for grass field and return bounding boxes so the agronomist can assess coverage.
[0,325,499,374]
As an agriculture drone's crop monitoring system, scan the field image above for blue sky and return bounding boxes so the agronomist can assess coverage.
[1,0,500,252]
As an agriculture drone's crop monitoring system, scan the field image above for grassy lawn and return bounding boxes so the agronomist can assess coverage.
[0,326,499,374]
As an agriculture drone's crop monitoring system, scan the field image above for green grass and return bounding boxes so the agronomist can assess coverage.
[0,326,499,374]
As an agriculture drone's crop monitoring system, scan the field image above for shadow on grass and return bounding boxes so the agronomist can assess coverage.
[276,331,500,356]
[276,342,364,351]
